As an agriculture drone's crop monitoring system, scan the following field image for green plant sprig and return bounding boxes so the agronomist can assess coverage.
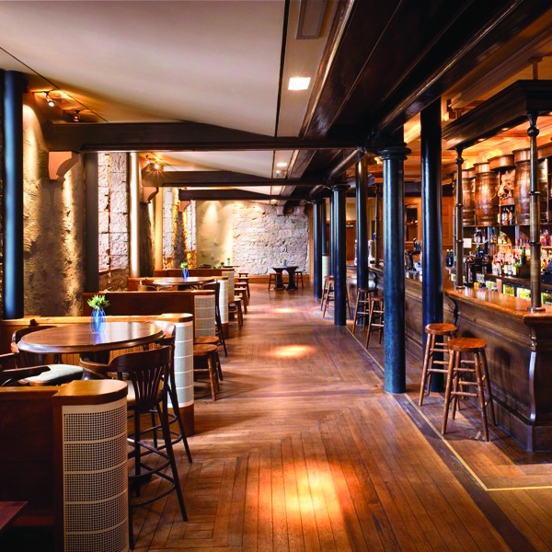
[87,294,110,311]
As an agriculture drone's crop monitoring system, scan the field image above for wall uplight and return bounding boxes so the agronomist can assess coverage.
[288,77,311,91]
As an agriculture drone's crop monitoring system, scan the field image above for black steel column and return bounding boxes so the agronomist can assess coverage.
[528,112,544,312]
[84,153,100,292]
[421,99,444,391]
[313,198,324,299]
[381,144,410,393]
[454,147,465,289]
[333,182,349,326]
[2,71,24,319]
[356,154,368,289]
[330,192,336,277]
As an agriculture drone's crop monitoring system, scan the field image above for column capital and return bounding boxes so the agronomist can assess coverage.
[379,145,411,161]
[331,182,350,193]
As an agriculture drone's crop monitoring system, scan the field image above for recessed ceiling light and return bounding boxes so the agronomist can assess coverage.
[276,162,288,168]
[288,77,311,91]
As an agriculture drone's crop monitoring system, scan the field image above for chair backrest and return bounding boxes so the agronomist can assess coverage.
[11,325,62,367]
[108,346,172,414]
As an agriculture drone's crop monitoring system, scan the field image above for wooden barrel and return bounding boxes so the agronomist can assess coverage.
[514,148,548,225]
[461,168,476,226]
[474,171,499,226]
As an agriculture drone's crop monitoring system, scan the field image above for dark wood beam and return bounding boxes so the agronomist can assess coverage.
[42,120,358,152]
[142,170,322,187]
[178,189,288,201]
[442,80,552,150]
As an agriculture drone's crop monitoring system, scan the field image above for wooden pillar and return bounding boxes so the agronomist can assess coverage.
[84,153,99,292]
[356,154,368,289]
[454,146,465,289]
[2,70,24,319]
[421,99,444,391]
[381,144,410,393]
[333,182,349,326]
[528,111,544,312]
[313,198,324,300]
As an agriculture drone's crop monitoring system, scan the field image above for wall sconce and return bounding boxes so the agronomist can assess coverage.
[73,110,80,122]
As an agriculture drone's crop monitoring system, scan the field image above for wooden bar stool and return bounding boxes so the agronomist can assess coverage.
[441,337,496,441]
[351,288,372,334]
[193,343,221,401]
[365,295,384,348]
[294,270,304,289]
[418,323,457,406]
[322,276,335,318]
[268,272,277,290]
[194,335,224,381]
[238,272,250,298]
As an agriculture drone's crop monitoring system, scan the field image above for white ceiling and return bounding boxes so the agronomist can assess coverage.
[0,0,335,189]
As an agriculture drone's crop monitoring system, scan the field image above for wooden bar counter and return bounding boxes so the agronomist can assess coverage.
[371,267,552,452]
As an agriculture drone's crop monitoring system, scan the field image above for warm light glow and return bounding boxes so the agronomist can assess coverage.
[269,344,314,358]
[288,77,311,91]
[276,161,288,168]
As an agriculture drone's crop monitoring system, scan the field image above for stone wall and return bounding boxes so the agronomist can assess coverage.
[98,152,129,290]
[195,200,309,274]
[22,104,86,315]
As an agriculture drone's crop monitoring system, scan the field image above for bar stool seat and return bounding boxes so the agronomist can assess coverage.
[365,295,384,348]
[418,323,457,406]
[193,343,221,401]
[194,336,224,380]
[442,337,496,441]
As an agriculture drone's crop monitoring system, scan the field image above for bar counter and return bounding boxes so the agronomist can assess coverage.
[370,267,552,451]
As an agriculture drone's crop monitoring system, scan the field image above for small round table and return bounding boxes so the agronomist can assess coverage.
[272,266,299,291]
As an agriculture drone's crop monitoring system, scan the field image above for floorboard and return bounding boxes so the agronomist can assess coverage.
[125,283,552,551]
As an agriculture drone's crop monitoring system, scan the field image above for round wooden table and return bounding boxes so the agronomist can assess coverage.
[151,276,216,289]
[16,321,165,355]
[272,266,299,291]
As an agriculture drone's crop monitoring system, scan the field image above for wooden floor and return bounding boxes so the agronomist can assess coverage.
[129,282,552,551]
[9,283,551,551]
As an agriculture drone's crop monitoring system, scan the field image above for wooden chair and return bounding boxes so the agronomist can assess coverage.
[108,346,188,549]
[200,281,228,356]
[268,272,277,290]
[11,325,83,385]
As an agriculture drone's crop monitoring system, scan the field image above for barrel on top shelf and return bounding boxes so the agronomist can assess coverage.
[474,162,499,226]
[513,147,548,226]
[461,168,476,226]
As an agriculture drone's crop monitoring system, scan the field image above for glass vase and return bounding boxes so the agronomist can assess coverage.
[182,268,189,279]
[90,307,106,332]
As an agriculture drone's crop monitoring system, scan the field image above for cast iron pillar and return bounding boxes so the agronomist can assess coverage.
[421,100,444,390]
[528,111,544,312]
[329,192,336,278]
[84,154,100,292]
[381,144,410,393]
[313,198,324,299]
[454,147,465,289]
[333,182,349,326]
[356,153,368,290]
[2,71,24,319]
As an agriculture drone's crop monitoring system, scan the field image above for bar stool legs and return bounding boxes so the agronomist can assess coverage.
[418,323,457,406]
[351,288,371,334]
[365,295,384,348]
[442,337,496,441]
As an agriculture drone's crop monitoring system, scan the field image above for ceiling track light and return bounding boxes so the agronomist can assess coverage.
[44,91,56,108]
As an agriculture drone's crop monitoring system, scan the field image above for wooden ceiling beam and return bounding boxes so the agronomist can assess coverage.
[42,120,358,152]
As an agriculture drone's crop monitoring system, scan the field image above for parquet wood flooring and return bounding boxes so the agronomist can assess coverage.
[133,284,552,551]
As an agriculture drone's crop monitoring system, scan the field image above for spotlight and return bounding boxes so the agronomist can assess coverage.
[44,92,55,108]
[73,110,80,122]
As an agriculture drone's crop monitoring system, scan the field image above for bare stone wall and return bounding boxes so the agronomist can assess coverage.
[23,105,86,315]
[98,152,129,290]
[195,200,309,274]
